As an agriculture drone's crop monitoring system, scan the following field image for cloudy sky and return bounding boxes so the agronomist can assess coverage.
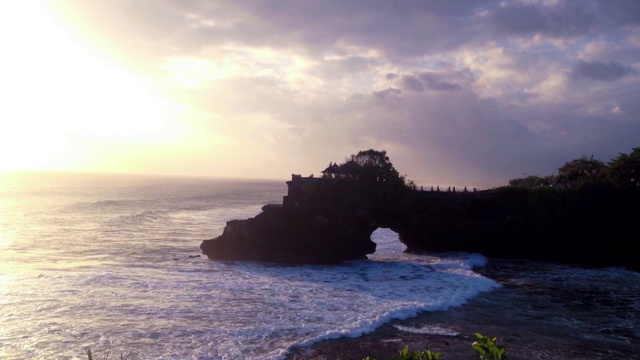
[1,0,639,188]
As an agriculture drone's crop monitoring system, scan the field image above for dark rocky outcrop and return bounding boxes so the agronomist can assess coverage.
[200,174,404,264]
[201,175,640,271]
[402,184,640,271]
[200,203,376,264]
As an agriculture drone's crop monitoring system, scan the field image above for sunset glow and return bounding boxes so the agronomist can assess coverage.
[0,1,193,173]
[1,1,639,187]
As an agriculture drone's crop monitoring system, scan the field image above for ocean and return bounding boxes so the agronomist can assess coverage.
[0,172,638,359]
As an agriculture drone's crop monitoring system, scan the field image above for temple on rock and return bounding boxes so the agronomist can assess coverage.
[200,150,639,270]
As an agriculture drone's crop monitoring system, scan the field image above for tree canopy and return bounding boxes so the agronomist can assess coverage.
[322,149,407,185]
[508,146,640,189]
[607,147,640,187]
[508,175,554,188]
[350,149,393,169]
[556,155,606,188]
[348,149,400,182]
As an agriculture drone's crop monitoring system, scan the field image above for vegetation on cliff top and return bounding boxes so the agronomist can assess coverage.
[508,146,639,189]
[298,149,413,216]
[322,149,411,186]
[319,146,640,191]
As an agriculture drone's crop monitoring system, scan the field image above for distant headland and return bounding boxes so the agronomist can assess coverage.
[201,149,640,271]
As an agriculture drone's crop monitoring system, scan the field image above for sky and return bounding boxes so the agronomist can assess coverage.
[1,0,639,188]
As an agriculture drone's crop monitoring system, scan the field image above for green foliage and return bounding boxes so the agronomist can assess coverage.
[351,149,393,169]
[340,149,411,188]
[363,345,441,360]
[364,333,507,360]
[556,155,607,188]
[508,175,554,188]
[607,147,640,187]
[391,346,441,360]
[508,146,640,189]
[471,332,508,360]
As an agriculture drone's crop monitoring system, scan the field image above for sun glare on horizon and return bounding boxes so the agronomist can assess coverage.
[0,1,192,173]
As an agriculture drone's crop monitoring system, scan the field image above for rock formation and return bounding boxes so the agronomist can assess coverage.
[201,152,640,271]
[200,174,400,264]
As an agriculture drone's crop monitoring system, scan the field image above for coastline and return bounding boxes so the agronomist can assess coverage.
[286,259,640,360]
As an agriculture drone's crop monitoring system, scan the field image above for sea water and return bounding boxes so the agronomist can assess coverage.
[0,172,501,359]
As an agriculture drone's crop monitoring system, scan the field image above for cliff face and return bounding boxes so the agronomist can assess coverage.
[200,175,406,264]
[201,176,640,270]
[200,203,376,264]
[401,185,640,271]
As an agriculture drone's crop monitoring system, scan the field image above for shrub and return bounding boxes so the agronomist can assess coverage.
[471,333,508,360]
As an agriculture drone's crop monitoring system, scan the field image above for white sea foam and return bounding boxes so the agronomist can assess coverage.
[394,324,459,336]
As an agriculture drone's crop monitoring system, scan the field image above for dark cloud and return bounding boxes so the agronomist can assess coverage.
[401,74,463,92]
[570,60,637,81]
[150,0,499,58]
[422,77,460,91]
[488,2,598,38]
[597,0,640,26]
[400,76,425,92]
[372,88,402,100]
[399,69,473,92]
[309,56,378,79]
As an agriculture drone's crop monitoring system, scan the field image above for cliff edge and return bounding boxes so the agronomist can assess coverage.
[201,151,639,270]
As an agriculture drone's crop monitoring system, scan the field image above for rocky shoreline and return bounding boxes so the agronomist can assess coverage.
[286,258,640,360]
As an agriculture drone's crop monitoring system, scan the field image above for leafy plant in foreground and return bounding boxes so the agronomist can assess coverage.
[363,345,441,360]
[471,332,508,360]
[394,345,441,360]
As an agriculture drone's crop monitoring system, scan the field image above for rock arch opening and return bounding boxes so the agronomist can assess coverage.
[369,227,406,258]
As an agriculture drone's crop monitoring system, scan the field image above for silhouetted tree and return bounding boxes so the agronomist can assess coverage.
[556,155,606,188]
[509,175,555,188]
[338,149,407,185]
[350,149,392,169]
[607,147,640,187]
